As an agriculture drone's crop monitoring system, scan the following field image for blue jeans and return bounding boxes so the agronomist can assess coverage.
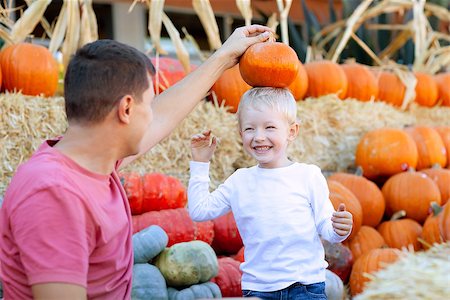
[242,282,326,300]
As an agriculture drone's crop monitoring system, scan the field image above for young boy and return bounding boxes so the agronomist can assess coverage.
[0,25,273,299]
[188,87,353,299]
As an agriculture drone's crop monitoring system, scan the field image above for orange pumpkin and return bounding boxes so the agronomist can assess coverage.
[120,172,187,215]
[239,42,299,88]
[439,203,450,241]
[355,128,418,180]
[414,72,438,107]
[327,180,363,239]
[434,127,450,167]
[328,168,385,227]
[404,126,447,170]
[0,43,58,97]
[344,226,386,260]
[382,169,441,224]
[287,60,308,101]
[304,60,348,99]
[376,71,406,107]
[150,56,196,94]
[421,202,445,249]
[341,63,378,101]
[376,211,423,251]
[349,248,400,296]
[434,72,450,106]
[420,165,450,206]
[210,64,251,113]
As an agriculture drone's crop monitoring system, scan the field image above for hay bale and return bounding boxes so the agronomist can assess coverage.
[1,93,450,195]
[354,242,450,300]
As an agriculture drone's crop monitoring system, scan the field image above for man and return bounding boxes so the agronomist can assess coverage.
[0,25,272,299]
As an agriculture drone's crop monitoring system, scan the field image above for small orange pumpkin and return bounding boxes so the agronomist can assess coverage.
[0,43,58,97]
[344,226,386,260]
[376,210,423,251]
[239,42,299,88]
[287,60,308,101]
[376,71,406,107]
[210,64,251,113]
[404,126,447,170]
[355,128,418,180]
[341,63,378,101]
[327,180,363,239]
[420,165,450,206]
[434,72,450,106]
[382,169,441,224]
[439,203,450,241]
[328,168,385,227]
[434,127,450,167]
[421,202,444,249]
[349,248,400,296]
[304,60,348,99]
[414,72,438,107]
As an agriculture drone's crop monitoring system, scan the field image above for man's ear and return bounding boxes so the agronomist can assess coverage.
[288,122,300,141]
[117,95,134,124]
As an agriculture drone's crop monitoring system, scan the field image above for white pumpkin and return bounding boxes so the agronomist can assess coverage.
[325,269,345,300]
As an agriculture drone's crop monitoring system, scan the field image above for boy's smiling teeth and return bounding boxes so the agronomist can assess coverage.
[254,146,271,151]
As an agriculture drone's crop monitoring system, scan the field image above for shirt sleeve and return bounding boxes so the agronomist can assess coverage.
[309,166,349,243]
[188,161,232,221]
[10,185,96,287]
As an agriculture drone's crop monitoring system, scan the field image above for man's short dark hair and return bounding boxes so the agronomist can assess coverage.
[64,40,155,123]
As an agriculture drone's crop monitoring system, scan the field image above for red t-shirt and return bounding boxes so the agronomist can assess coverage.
[0,139,133,299]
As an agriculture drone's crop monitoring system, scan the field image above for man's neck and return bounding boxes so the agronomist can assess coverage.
[54,123,123,175]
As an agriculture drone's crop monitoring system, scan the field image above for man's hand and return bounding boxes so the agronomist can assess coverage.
[214,24,274,68]
[332,203,353,237]
[191,130,218,163]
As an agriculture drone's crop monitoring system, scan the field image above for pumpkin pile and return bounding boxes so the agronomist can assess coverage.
[120,172,244,298]
[211,56,450,113]
[321,124,450,297]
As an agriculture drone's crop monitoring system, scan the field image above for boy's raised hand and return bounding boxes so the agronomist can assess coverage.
[191,130,218,163]
[332,204,353,237]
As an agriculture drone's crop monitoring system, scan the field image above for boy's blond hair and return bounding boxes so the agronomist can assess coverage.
[237,87,297,126]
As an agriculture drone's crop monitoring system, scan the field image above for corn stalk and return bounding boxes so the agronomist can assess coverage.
[276,0,292,45]
[61,0,80,69]
[161,12,190,73]
[192,0,222,50]
[9,0,51,44]
[236,0,252,26]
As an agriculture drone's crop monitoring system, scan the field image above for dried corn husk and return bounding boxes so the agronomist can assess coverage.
[48,1,68,54]
[9,0,51,44]
[276,0,292,45]
[236,0,252,27]
[192,0,222,50]
[78,0,97,48]
[354,242,450,299]
[161,12,190,73]
[61,0,80,69]
[148,0,167,55]
[2,93,449,196]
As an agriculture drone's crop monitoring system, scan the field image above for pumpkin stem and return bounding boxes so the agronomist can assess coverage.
[431,163,442,169]
[407,167,416,173]
[355,166,364,177]
[430,201,443,216]
[391,210,407,220]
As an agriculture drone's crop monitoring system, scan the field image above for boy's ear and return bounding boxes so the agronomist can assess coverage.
[117,95,134,124]
[288,122,300,141]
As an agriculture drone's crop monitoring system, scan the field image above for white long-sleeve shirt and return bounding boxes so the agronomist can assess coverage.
[188,161,348,292]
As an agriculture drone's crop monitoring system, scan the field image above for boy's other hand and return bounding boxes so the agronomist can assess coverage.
[191,130,218,163]
[332,203,353,237]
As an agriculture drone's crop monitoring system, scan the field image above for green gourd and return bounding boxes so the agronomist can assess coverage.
[133,225,168,264]
[154,240,219,287]
[131,264,168,300]
[167,282,222,299]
